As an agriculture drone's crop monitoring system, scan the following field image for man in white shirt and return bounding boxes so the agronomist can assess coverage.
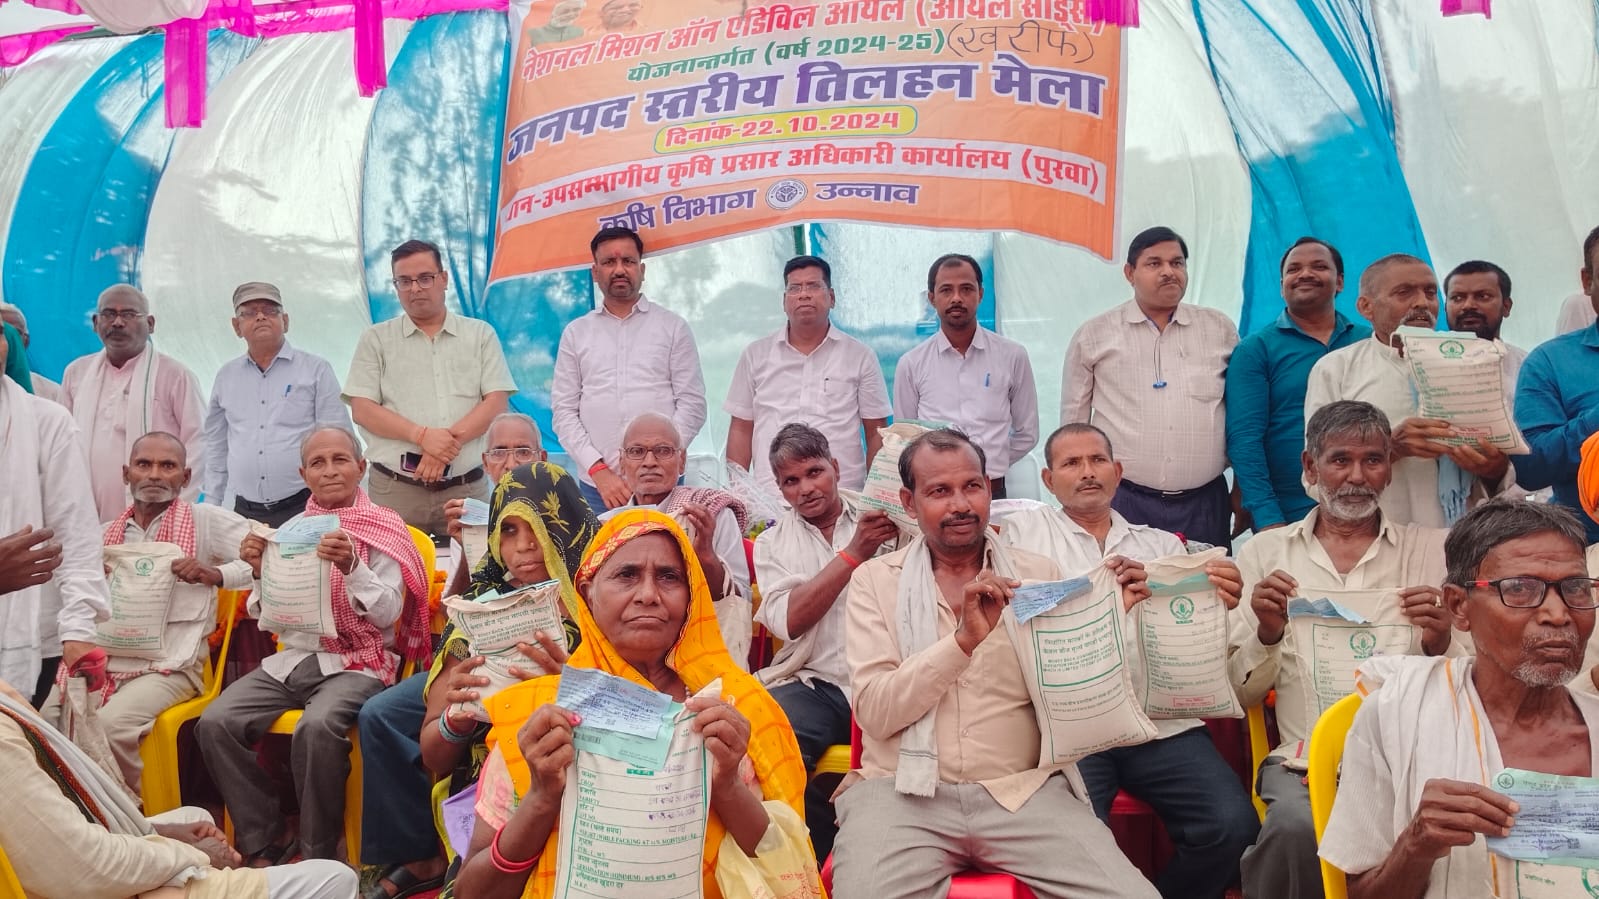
[344,239,517,537]
[205,282,349,527]
[552,226,708,512]
[0,342,109,706]
[602,413,752,664]
[1320,501,1599,899]
[1229,400,1451,899]
[753,423,897,858]
[0,302,63,402]
[195,426,433,863]
[1305,254,1513,529]
[893,253,1037,500]
[61,285,207,523]
[1003,423,1255,899]
[725,255,891,492]
[1061,227,1239,548]
[1557,291,1596,334]
[42,431,253,795]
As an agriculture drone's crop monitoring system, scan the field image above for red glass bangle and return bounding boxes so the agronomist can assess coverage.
[489,826,538,874]
[837,549,862,568]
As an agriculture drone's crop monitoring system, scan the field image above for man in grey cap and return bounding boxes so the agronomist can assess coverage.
[203,282,349,527]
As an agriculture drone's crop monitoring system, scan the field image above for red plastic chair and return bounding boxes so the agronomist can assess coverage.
[820,720,1038,898]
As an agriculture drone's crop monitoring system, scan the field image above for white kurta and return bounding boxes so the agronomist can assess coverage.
[752,503,866,692]
[1304,336,1515,529]
[0,376,111,689]
[1320,655,1599,898]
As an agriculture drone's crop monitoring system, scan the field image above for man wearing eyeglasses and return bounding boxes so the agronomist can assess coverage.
[1228,400,1451,899]
[1319,501,1599,899]
[344,239,517,537]
[602,412,753,665]
[202,282,348,528]
[725,255,890,494]
[441,411,546,593]
[61,284,207,523]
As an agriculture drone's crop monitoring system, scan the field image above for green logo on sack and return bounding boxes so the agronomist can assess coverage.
[134,558,155,576]
[1170,595,1195,624]
[1349,630,1377,659]
[1582,867,1599,898]
[1439,340,1466,358]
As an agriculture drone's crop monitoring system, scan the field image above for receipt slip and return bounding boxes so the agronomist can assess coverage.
[1003,567,1157,765]
[458,498,491,573]
[1488,768,1599,864]
[443,580,568,723]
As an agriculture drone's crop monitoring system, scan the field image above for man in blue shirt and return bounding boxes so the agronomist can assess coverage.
[203,282,349,526]
[1226,237,1370,531]
[1513,225,1599,543]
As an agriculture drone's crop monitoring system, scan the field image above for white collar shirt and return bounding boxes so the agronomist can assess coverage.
[891,326,1039,478]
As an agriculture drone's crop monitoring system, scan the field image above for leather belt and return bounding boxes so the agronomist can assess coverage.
[372,462,485,492]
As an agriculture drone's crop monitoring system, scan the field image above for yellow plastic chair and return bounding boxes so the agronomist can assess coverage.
[139,590,243,815]
[812,745,851,778]
[1246,701,1271,821]
[408,526,437,583]
[1307,692,1363,899]
[0,843,25,899]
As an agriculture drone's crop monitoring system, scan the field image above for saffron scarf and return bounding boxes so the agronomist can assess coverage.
[483,509,807,899]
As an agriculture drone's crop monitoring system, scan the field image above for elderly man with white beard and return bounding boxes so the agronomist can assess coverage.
[1228,400,1452,899]
[1319,501,1599,898]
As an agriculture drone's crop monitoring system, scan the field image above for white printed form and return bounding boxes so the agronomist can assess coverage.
[1399,327,1529,453]
[553,675,714,899]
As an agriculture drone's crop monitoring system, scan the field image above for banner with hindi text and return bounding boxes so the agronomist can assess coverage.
[492,0,1126,278]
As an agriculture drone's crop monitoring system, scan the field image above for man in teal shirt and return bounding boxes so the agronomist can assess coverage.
[2,322,32,394]
[1513,225,1599,543]
[1225,237,1369,531]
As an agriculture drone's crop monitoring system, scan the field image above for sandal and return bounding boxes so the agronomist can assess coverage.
[244,841,295,868]
[362,863,447,899]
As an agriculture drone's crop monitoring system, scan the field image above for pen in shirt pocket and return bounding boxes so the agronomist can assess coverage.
[984,372,991,388]
[283,385,292,397]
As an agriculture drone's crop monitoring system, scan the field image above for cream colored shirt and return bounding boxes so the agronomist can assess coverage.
[1001,505,1199,739]
[724,325,891,490]
[845,542,1063,809]
[753,503,868,692]
[108,504,255,679]
[342,310,517,472]
[1061,300,1238,491]
[0,714,267,899]
[551,297,708,485]
[1558,292,1596,335]
[1228,509,1446,754]
[892,326,1039,479]
[1303,336,1515,528]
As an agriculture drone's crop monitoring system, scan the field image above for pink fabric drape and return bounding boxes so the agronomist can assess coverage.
[1085,0,1139,27]
[163,18,207,128]
[0,23,94,65]
[353,0,385,96]
[20,0,85,13]
[1440,0,1492,17]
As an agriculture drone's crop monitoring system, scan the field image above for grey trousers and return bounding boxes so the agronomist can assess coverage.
[366,468,487,540]
[1239,758,1324,899]
[194,656,384,860]
[831,774,1161,899]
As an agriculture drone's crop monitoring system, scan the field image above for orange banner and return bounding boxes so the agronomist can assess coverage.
[492,0,1126,278]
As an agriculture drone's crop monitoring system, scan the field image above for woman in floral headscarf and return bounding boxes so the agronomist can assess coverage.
[417,462,598,899]
[453,509,820,899]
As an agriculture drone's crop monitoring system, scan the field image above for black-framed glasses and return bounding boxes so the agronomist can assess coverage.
[622,444,679,461]
[485,447,539,463]
[1466,577,1599,610]
[392,273,441,290]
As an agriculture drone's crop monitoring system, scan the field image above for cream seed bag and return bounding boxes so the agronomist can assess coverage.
[1284,588,1419,726]
[98,542,184,659]
[855,421,940,534]
[1134,548,1243,719]
[255,516,340,638]
[443,579,568,722]
[1003,567,1157,765]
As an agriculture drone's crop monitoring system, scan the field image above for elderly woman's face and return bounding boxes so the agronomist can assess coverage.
[585,532,690,663]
